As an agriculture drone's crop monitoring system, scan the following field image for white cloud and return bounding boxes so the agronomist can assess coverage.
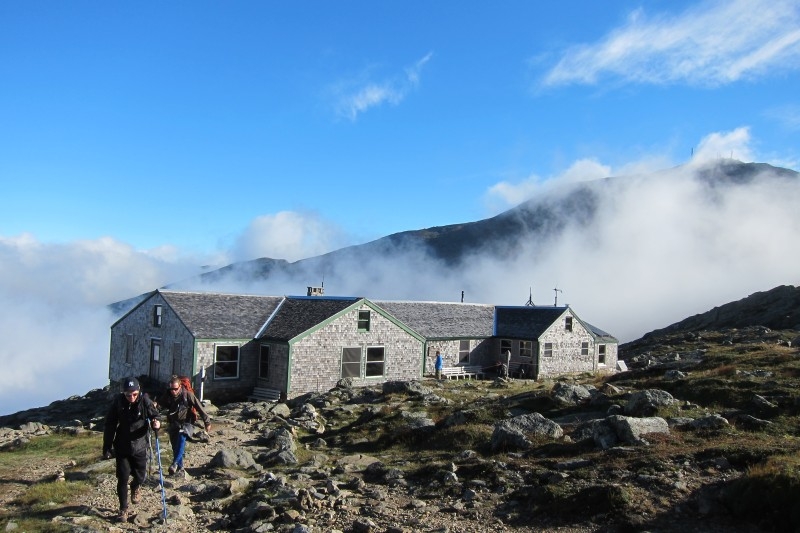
[0,233,205,416]
[486,158,611,209]
[541,0,800,87]
[232,210,345,263]
[335,52,433,120]
[690,126,754,163]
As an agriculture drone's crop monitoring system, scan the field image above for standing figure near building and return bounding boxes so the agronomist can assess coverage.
[155,375,211,475]
[102,377,160,522]
[435,350,444,380]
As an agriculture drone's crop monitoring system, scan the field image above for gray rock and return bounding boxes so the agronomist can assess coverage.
[624,389,676,416]
[592,415,669,449]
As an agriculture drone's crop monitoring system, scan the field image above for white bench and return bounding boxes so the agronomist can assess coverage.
[441,366,485,380]
[248,387,281,402]
[462,365,486,379]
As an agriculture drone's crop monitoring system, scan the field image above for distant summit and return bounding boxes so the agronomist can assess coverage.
[640,284,800,338]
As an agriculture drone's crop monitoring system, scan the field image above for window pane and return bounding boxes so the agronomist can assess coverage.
[343,347,361,363]
[341,362,360,377]
[366,362,384,377]
[366,346,384,362]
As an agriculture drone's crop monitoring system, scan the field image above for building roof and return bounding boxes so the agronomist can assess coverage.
[160,290,283,339]
[258,296,361,341]
[494,306,567,339]
[373,300,495,339]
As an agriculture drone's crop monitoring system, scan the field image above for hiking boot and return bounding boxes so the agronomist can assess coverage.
[117,508,129,522]
[168,463,177,475]
[130,486,140,504]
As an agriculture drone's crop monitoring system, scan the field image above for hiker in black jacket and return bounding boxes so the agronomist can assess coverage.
[102,377,160,523]
[155,375,211,475]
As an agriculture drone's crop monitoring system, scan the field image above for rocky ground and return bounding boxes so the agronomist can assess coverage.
[1,326,799,532]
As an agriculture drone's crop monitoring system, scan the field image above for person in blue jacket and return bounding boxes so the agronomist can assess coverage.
[435,350,444,380]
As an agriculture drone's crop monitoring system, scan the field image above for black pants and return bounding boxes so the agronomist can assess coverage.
[115,451,147,510]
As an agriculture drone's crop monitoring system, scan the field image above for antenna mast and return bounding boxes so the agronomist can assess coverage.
[524,287,534,306]
[553,287,563,306]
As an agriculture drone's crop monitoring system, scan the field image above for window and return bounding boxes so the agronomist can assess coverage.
[598,344,607,365]
[153,305,163,327]
[358,310,370,331]
[125,334,134,364]
[259,345,270,379]
[341,347,362,378]
[459,340,470,364]
[151,340,161,362]
[581,341,589,356]
[543,342,553,357]
[171,342,182,375]
[565,316,573,332]
[500,339,512,356]
[214,345,240,379]
[366,346,385,377]
[520,340,532,358]
[149,339,161,380]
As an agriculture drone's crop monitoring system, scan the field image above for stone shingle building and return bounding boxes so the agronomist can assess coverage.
[109,289,618,403]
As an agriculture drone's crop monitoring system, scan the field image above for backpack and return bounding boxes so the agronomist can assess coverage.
[177,376,199,422]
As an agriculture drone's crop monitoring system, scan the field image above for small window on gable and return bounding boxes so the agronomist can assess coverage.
[543,342,553,357]
[357,310,370,331]
[520,340,533,358]
[458,340,470,364]
[598,344,607,364]
[153,305,163,327]
[565,316,573,332]
[581,341,589,356]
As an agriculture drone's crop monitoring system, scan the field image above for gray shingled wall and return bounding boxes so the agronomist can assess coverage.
[109,293,195,387]
[287,304,423,397]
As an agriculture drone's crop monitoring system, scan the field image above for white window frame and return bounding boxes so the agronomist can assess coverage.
[520,340,533,358]
[341,346,362,378]
[214,344,240,380]
[365,346,385,377]
[543,342,553,357]
[458,340,470,364]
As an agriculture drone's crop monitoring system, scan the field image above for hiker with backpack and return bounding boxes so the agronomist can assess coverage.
[102,377,161,523]
[155,375,211,475]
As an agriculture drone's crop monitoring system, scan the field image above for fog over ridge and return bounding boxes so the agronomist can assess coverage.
[1,159,798,416]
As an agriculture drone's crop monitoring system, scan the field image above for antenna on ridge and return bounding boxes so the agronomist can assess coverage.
[525,287,534,306]
[553,286,563,306]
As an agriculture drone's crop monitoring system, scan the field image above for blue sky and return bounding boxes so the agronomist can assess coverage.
[1,0,799,415]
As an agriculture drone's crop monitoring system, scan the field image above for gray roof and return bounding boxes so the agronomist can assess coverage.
[160,291,283,339]
[259,297,360,341]
[373,301,495,339]
[584,321,618,342]
[494,306,567,339]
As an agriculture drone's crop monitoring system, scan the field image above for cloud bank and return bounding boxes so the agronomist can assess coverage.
[541,0,800,87]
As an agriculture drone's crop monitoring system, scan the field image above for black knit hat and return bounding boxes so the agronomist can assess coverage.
[123,377,140,392]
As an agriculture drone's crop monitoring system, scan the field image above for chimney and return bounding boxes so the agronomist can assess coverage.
[307,286,324,297]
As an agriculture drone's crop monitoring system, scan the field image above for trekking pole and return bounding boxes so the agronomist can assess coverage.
[145,428,154,483]
[150,420,168,524]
